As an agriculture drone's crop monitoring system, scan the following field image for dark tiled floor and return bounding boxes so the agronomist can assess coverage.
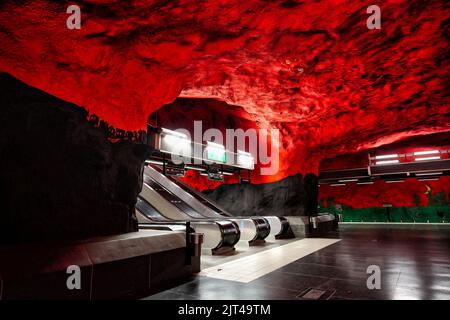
[144,224,450,300]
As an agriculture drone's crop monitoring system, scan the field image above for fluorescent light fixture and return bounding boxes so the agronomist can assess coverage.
[330,183,346,186]
[222,171,234,176]
[386,180,404,183]
[145,159,164,165]
[200,172,209,176]
[415,156,440,161]
[413,150,439,156]
[161,128,188,139]
[376,160,400,165]
[185,165,204,171]
[237,150,254,168]
[418,178,439,181]
[338,179,358,182]
[160,128,191,156]
[375,154,398,160]
[357,181,374,185]
[415,172,443,176]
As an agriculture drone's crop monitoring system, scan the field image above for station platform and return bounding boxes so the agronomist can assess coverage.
[145,224,450,300]
[0,230,193,300]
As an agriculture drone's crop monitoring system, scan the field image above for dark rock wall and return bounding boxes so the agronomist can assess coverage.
[0,73,151,244]
[204,174,318,217]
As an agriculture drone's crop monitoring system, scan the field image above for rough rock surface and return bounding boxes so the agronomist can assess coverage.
[0,73,151,244]
[0,1,448,181]
[204,174,318,216]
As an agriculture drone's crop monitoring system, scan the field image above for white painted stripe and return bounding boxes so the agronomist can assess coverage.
[199,238,340,283]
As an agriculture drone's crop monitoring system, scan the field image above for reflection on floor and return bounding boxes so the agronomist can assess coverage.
[144,224,450,300]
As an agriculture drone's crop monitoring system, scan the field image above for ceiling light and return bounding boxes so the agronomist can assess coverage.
[330,183,346,187]
[185,165,204,171]
[418,178,439,181]
[338,179,358,182]
[386,180,404,183]
[375,154,398,159]
[357,181,374,185]
[145,160,164,165]
[237,150,254,169]
[161,128,188,139]
[376,160,400,165]
[415,172,443,176]
[413,150,439,156]
[415,156,440,161]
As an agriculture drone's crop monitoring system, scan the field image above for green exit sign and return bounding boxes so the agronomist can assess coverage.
[207,148,226,163]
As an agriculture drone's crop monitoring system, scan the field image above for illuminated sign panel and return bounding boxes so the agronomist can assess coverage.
[160,128,191,158]
[206,142,226,163]
[237,150,254,170]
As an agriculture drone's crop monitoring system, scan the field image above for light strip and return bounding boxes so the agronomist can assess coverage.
[338,179,358,182]
[415,172,443,176]
[376,160,400,165]
[185,165,204,171]
[375,154,398,160]
[330,183,346,186]
[357,181,374,185]
[413,150,439,156]
[418,178,439,181]
[161,128,188,139]
[415,156,440,161]
[145,160,164,165]
[222,171,234,176]
[386,180,404,183]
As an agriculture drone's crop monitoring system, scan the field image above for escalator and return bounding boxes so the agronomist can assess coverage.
[136,182,240,254]
[142,171,267,243]
[146,166,290,239]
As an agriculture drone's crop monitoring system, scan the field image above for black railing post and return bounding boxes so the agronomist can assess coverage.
[185,221,191,265]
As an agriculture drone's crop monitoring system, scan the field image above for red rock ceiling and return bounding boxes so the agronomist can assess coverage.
[0,0,449,180]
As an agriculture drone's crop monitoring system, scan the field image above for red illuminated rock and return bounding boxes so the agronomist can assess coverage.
[0,0,449,181]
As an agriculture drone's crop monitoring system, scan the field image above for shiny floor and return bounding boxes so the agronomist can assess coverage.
[144,224,450,300]
[200,238,341,283]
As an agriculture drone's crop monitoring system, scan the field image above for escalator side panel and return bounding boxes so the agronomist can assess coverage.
[138,180,240,251]
[144,174,205,219]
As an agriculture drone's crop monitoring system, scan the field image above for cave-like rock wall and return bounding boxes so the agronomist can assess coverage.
[0,1,449,180]
[0,73,151,244]
[204,174,318,216]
